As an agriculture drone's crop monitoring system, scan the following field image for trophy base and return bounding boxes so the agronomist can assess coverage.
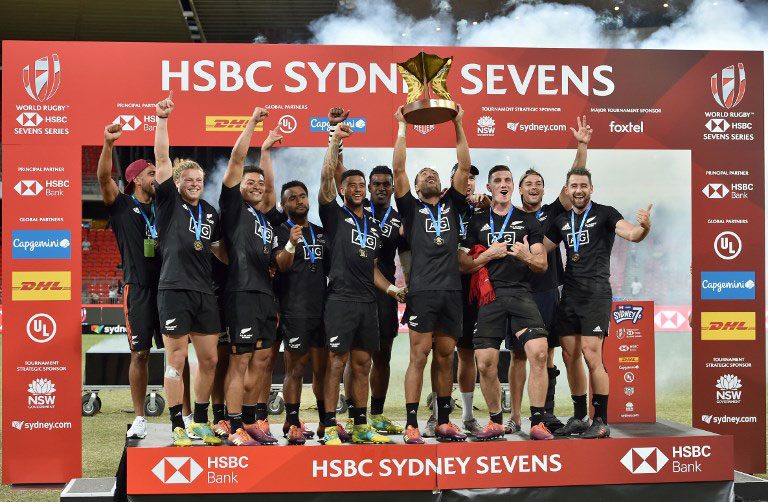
[403,99,458,125]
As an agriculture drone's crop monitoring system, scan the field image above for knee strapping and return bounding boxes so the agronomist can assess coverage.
[164,365,182,380]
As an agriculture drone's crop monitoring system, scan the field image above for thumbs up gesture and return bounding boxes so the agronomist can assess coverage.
[637,204,652,230]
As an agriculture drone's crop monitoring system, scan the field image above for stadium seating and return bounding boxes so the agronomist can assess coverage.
[82,228,122,304]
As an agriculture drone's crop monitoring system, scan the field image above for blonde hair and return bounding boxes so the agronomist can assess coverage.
[172,158,204,181]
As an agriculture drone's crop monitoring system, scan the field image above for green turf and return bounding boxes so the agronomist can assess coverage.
[0,333,764,501]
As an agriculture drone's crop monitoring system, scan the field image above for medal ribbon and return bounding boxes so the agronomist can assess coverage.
[185,203,202,243]
[421,202,443,240]
[132,195,157,239]
[489,208,514,243]
[370,201,392,230]
[247,205,269,253]
[536,207,543,220]
[342,205,368,251]
[570,202,592,256]
[287,219,316,264]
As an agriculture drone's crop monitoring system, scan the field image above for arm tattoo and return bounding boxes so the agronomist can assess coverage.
[320,139,340,203]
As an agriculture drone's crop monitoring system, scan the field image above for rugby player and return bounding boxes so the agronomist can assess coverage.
[543,166,652,439]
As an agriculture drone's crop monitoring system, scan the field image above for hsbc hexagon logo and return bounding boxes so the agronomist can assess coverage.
[23,54,61,102]
[113,115,142,131]
[14,180,43,196]
[702,184,729,199]
[621,447,669,474]
[16,112,43,127]
[705,119,730,133]
[152,457,203,484]
[711,63,746,110]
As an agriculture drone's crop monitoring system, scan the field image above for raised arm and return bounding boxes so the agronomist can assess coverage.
[615,204,652,243]
[223,107,269,189]
[154,92,174,184]
[328,107,350,190]
[561,115,592,209]
[392,106,410,198]
[258,124,283,212]
[319,124,351,204]
[97,124,122,205]
[451,104,470,195]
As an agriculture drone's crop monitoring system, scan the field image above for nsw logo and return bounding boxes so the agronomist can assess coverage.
[22,54,61,102]
[711,63,746,109]
[700,271,755,300]
[28,378,56,409]
[152,457,203,484]
[12,230,71,259]
[613,305,643,324]
[715,374,742,404]
[620,447,669,474]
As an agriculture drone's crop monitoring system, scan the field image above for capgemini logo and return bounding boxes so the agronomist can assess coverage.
[23,54,61,102]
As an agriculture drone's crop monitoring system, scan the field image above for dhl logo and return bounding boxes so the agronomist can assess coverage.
[12,271,71,301]
[701,312,755,341]
[205,116,264,132]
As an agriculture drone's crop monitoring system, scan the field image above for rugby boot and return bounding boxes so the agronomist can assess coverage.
[321,425,342,445]
[282,420,315,439]
[244,421,278,444]
[529,422,554,440]
[228,428,259,446]
[554,416,590,436]
[403,425,425,444]
[578,417,611,439]
[186,421,221,445]
[422,415,437,437]
[370,414,404,434]
[435,422,467,442]
[286,425,307,445]
[351,424,392,444]
[212,419,230,438]
[462,418,483,436]
[172,427,193,447]
[475,421,505,441]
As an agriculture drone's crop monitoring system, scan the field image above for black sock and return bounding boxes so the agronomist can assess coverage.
[354,406,367,425]
[286,403,300,427]
[545,366,559,414]
[436,396,452,425]
[242,404,257,425]
[170,404,184,431]
[255,403,268,421]
[316,399,326,420]
[229,413,243,432]
[572,394,588,420]
[406,403,419,428]
[371,397,386,416]
[212,404,226,424]
[323,412,337,428]
[530,406,545,426]
[592,394,608,424]
[490,412,503,425]
[193,401,209,424]
[346,398,355,419]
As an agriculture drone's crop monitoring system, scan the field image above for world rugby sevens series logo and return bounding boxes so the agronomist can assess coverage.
[22,54,61,102]
[711,63,745,109]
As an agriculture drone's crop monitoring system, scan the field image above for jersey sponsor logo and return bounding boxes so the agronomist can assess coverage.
[302,244,324,260]
[254,220,274,242]
[701,312,755,340]
[12,229,71,259]
[565,230,589,247]
[189,217,212,240]
[12,271,71,301]
[379,222,394,237]
[424,216,450,234]
[351,229,377,250]
[613,305,644,324]
[700,271,755,300]
[205,116,264,132]
[486,231,516,247]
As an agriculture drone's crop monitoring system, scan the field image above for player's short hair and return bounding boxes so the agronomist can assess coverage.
[341,169,365,184]
[519,168,545,187]
[369,165,393,183]
[172,158,204,181]
[414,167,437,187]
[243,165,265,179]
[488,164,512,182]
[281,180,308,200]
[566,166,592,185]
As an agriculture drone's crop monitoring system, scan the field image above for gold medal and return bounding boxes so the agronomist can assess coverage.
[310,264,317,273]
[359,249,367,258]
[571,253,580,262]
[263,245,269,255]
[434,236,444,246]
[153,239,158,248]
[194,240,203,251]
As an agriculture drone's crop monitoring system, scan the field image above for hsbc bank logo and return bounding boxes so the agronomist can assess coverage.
[620,447,669,474]
[114,115,142,131]
[711,63,746,109]
[152,457,203,484]
[705,118,729,133]
[702,184,728,199]
[15,180,43,196]
[23,54,61,102]
[17,112,43,127]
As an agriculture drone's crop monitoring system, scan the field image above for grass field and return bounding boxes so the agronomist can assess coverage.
[0,332,763,501]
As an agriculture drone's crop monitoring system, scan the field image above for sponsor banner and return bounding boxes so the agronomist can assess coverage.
[700,271,756,300]
[11,230,72,259]
[11,271,71,301]
[606,301,655,422]
[127,435,732,494]
[700,312,756,340]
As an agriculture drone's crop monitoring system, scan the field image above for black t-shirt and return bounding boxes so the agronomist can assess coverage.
[319,200,381,303]
[525,199,567,293]
[459,205,482,302]
[219,184,281,295]
[364,201,407,283]
[396,187,469,293]
[463,207,544,294]
[274,221,327,318]
[154,178,221,294]
[211,255,228,298]
[545,202,623,299]
[108,192,161,288]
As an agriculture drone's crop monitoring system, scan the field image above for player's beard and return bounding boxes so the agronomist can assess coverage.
[287,206,308,220]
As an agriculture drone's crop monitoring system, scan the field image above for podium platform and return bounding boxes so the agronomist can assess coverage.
[122,419,735,502]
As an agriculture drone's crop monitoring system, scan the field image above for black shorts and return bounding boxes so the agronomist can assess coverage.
[158,289,221,336]
[324,300,379,353]
[375,290,399,339]
[216,294,228,345]
[474,291,547,351]
[553,294,612,338]
[405,290,462,339]
[123,284,162,352]
[225,291,278,353]
[507,287,561,352]
[280,316,325,353]
[457,297,478,350]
